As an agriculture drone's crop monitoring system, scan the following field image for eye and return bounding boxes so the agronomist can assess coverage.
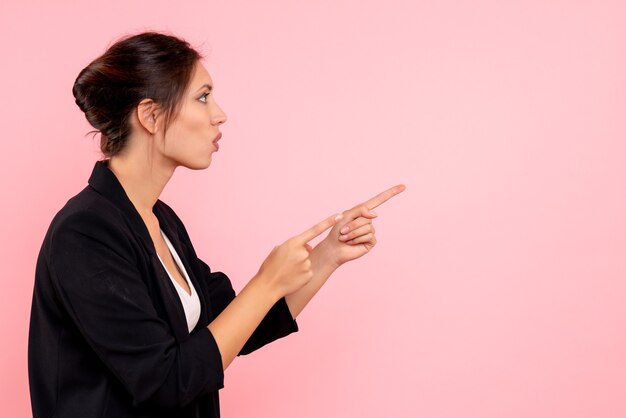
[198,92,210,103]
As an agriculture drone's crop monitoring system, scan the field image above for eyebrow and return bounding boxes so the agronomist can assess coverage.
[196,83,213,92]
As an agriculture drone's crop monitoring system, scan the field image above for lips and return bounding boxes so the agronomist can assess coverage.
[212,132,221,151]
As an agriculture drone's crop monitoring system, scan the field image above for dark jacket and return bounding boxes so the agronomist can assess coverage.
[28,160,298,418]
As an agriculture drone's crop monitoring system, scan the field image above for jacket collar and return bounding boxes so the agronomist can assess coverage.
[86,159,193,263]
[87,159,159,256]
[87,159,209,338]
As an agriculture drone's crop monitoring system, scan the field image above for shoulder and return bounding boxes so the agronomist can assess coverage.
[43,186,135,260]
[51,185,126,230]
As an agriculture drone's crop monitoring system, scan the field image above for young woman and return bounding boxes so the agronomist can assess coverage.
[28,31,405,418]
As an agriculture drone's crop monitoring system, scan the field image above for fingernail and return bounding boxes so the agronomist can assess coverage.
[340,226,349,234]
[335,214,343,221]
[338,234,347,241]
[370,210,378,216]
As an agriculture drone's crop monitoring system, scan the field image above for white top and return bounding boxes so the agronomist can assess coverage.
[156,229,201,333]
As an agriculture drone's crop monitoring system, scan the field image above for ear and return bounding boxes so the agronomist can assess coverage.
[136,98,162,135]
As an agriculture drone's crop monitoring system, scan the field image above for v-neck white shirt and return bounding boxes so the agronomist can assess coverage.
[157,229,201,333]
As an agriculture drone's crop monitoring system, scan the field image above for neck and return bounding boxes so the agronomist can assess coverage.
[106,152,176,219]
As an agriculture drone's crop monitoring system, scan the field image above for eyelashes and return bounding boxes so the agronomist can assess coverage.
[198,92,210,103]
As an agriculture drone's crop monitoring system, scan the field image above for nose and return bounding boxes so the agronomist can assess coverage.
[210,100,227,126]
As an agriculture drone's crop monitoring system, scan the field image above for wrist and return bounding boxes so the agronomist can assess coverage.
[311,239,342,272]
[248,272,283,305]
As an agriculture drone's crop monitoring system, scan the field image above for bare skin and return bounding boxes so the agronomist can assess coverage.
[284,184,407,318]
[107,60,406,370]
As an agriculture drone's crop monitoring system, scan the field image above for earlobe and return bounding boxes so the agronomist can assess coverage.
[136,98,161,135]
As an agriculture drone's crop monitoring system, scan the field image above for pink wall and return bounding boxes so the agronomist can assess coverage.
[2,0,625,417]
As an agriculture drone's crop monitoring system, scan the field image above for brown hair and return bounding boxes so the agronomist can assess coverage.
[72,31,203,157]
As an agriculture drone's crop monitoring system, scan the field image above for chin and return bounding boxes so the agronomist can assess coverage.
[186,156,212,170]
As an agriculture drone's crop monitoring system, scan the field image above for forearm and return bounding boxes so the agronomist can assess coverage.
[207,274,279,370]
[285,242,339,319]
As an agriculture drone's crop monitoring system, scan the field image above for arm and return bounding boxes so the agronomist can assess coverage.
[284,240,339,319]
[205,213,340,369]
[285,184,407,318]
[210,184,407,359]
[206,273,279,369]
[194,261,298,356]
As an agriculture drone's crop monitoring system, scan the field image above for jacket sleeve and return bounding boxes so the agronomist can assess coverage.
[195,258,299,355]
[47,210,224,408]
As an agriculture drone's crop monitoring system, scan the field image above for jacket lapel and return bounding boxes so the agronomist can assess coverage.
[153,206,210,334]
[86,160,204,341]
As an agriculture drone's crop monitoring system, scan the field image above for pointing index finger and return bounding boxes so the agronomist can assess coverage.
[294,213,342,244]
[363,184,407,210]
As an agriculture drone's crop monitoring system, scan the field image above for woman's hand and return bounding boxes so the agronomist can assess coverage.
[316,184,406,268]
[256,213,341,299]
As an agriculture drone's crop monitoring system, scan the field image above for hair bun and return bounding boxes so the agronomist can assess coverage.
[72,67,97,125]
[72,64,109,131]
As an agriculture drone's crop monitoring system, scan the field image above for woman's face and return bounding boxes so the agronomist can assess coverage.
[159,62,227,170]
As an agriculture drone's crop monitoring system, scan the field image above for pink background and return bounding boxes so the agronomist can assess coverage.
[2,0,625,417]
